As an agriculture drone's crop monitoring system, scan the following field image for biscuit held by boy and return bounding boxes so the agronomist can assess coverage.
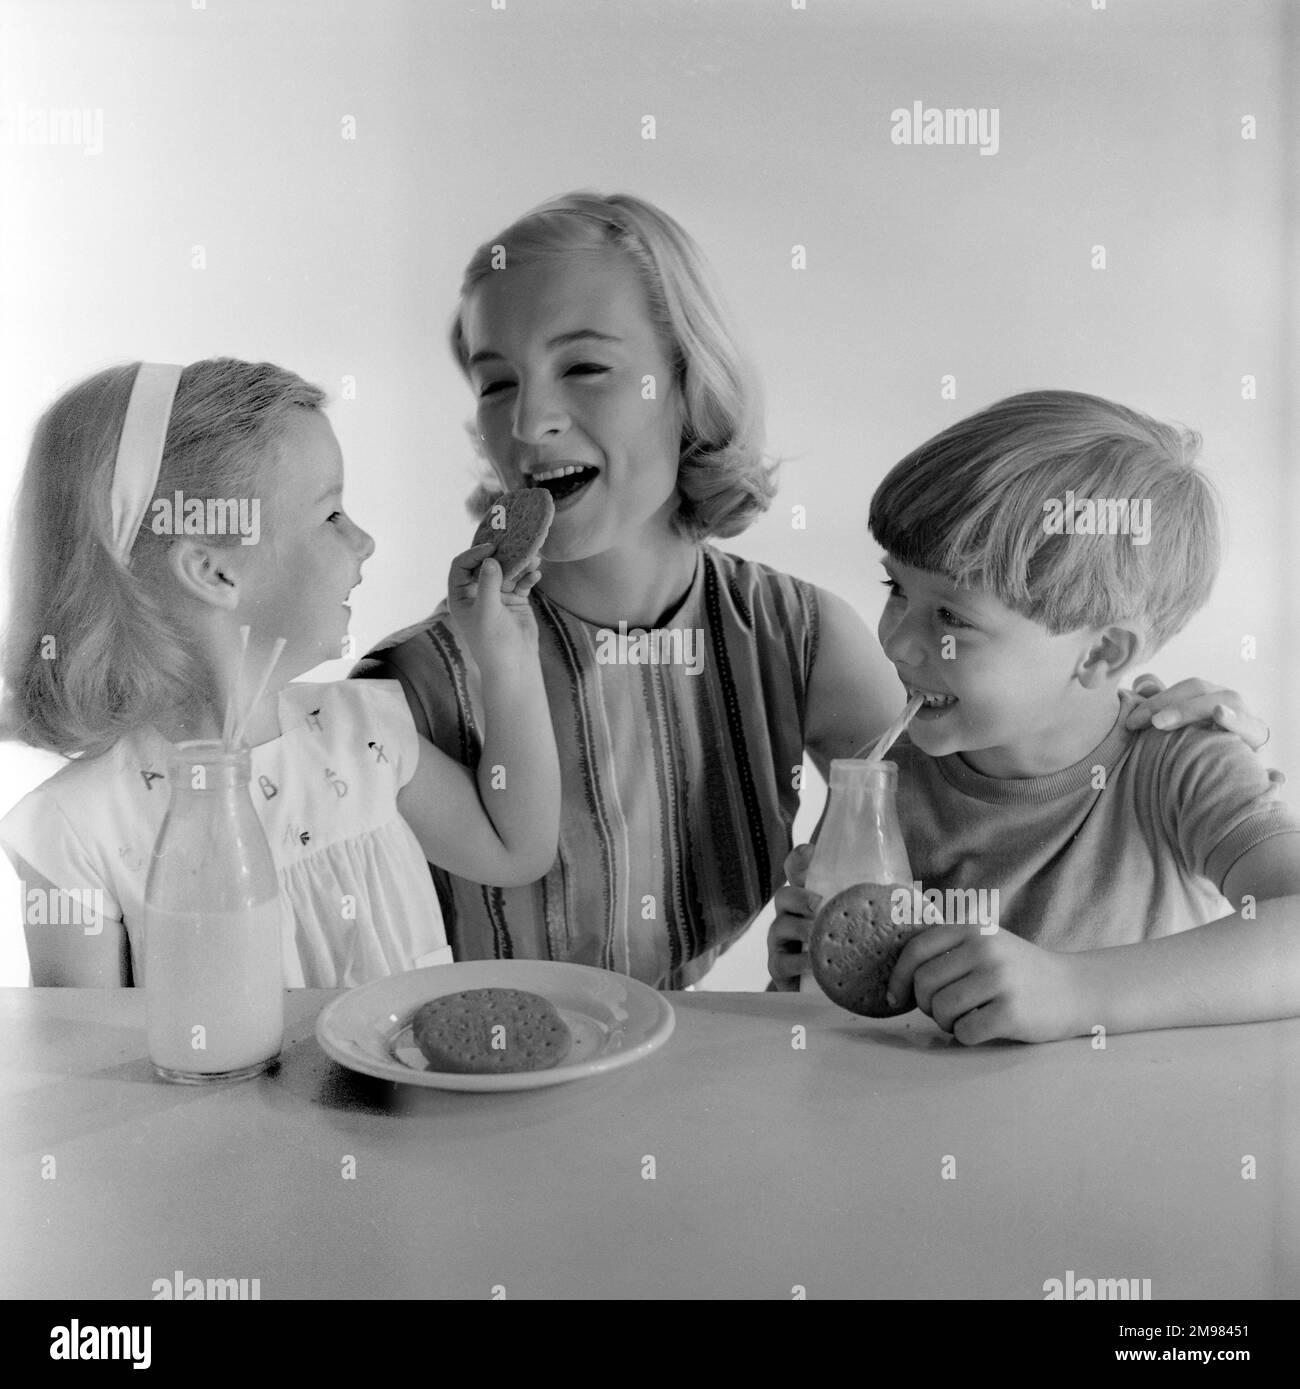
[810,882,924,1017]
[411,987,571,1073]
[472,488,555,584]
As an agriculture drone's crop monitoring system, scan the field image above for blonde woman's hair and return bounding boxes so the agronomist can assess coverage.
[868,390,1220,656]
[449,190,776,539]
[2,358,326,757]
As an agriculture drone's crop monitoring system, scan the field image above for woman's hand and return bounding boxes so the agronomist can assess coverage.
[768,843,818,990]
[1126,673,1270,751]
[888,923,1091,1045]
[447,543,542,670]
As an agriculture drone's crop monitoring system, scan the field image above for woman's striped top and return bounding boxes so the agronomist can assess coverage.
[351,545,821,988]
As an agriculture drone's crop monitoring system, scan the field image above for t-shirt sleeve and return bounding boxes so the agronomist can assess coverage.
[342,679,421,790]
[0,786,124,924]
[1157,728,1300,891]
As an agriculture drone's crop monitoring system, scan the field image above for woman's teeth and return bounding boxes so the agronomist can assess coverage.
[531,464,588,483]
[530,464,598,503]
[911,690,958,707]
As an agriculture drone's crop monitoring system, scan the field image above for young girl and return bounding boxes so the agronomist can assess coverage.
[353,190,1265,990]
[0,358,560,988]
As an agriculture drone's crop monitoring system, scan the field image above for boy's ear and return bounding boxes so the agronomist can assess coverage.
[167,538,241,611]
[1077,626,1142,687]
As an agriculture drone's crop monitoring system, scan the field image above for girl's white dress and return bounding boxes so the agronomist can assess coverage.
[0,681,450,986]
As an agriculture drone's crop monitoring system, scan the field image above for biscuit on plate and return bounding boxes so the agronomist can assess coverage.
[411,987,570,1073]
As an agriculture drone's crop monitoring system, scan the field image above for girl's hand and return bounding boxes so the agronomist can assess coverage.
[447,543,541,668]
[888,924,1089,1045]
[768,843,818,990]
[1126,674,1270,751]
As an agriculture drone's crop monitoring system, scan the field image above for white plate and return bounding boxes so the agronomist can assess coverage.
[314,960,675,1091]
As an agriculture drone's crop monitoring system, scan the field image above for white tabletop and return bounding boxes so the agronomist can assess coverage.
[2,987,1298,1299]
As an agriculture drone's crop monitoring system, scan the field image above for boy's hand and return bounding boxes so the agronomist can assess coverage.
[888,924,1088,1045]
[768,843,818,990]
[1126,674,1269,751]
[447,543,542,669]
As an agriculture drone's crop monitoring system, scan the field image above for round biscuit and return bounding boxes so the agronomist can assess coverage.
[472,489,555,582]
[809,882,921,1017]
[412,986,570,1073]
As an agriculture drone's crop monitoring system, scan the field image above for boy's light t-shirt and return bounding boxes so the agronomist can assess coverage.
[0,680,450,987]
[890,690,1300,948]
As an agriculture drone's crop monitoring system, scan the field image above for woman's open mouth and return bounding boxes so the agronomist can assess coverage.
[529,463,599,507]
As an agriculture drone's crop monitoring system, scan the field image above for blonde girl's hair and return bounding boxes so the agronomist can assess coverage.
[449,190,776,539]
[2,358,326,757]
[867,389,1220,656]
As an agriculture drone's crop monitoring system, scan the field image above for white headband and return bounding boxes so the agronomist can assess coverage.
[110,362,183,561]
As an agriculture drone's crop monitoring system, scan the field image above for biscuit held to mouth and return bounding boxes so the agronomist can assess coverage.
[472,488,556,584]
[809,881,923,1017]
[411,987,571,1073]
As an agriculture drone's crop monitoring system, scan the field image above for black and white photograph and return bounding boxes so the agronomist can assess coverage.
[0,0,1296,1331]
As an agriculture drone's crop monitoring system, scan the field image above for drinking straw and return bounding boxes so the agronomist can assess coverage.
[230,636,287,750]
[221,625,251,751]
[853,693,925,763]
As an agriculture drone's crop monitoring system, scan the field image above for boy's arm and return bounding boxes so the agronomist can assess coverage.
[12,852,131,987]
[892,718,1300,1044]
[1073,833,1300,1034]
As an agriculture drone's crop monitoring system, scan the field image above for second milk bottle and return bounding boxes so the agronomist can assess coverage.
[802,759,913,995]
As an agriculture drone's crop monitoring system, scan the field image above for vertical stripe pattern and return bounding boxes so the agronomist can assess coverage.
[362,545,819,990]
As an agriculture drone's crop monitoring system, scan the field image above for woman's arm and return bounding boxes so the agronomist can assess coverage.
[802,588,905,780]
[802,592,1271,779]
[13,852,130,986]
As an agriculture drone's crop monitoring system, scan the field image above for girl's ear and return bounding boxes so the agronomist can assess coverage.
[167,538,241,611]
[1077,626,1142,687]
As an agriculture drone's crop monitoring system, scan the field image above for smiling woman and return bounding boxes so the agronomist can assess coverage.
[352,192,907,988]
[461,247,688,581]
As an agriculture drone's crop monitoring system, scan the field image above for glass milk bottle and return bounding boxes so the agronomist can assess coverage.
[802,759,913,995]
[144,741,284,1082]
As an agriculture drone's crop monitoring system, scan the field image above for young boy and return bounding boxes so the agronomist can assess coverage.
[769,390,1300,1044]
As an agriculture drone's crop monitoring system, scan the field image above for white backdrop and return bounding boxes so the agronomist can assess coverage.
[1,0,1295,987]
